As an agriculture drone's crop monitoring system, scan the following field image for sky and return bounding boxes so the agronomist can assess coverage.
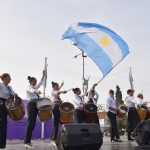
[0,0,150,107]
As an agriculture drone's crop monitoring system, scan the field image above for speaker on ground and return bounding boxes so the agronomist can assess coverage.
[134,119,150,146]
[59,123,103,150]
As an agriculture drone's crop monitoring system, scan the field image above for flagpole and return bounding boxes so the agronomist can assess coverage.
[96,55,129,86]
[41,57,47,140]
[82,52,85,93]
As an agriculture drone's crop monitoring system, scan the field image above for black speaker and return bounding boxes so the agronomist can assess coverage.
[60,123,103,150]
[134,119,150,146]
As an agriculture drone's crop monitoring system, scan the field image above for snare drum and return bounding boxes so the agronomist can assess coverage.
[83,103,97,123]
[59,102,74,124]
[137,106,148,120]
[36,98,52,122]
[117,104,128,118]
[5,96,25,121]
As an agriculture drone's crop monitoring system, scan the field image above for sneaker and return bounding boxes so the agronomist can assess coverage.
[50,140,57,147]
[24,143,35,149]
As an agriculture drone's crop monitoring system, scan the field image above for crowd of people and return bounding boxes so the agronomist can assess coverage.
[0,71,149,149]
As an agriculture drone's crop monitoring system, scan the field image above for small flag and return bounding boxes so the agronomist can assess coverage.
[62,22,129,77]
[129,67,134,90]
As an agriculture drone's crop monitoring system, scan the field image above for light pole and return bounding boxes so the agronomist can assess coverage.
[73,51,87,93]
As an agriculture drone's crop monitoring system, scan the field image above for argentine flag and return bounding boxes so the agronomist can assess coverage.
[62,22,129,77]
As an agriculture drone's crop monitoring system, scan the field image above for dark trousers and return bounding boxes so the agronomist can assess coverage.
[95,114,100,127]
[0,103,7,148]
[24,100,38,144]
[51,105,60,141]
[107,111,120,140]
[75,109,83,123]
[127,107,140,139]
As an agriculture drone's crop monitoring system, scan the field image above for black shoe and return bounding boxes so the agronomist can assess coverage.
[128,138,135,141]
[116,139,123,142]
[111,139,117,142]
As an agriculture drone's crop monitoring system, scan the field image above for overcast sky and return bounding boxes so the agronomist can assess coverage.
[0,0,150,106]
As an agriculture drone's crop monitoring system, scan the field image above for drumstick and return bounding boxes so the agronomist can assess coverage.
[14,95,16,103]
[66,88,73,92]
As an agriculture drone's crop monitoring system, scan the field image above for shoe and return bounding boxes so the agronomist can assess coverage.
[24,143,35,149]
[50,140,57,147]
[116,139,123,142]
[111,139,117,142]
[128,138,135,141]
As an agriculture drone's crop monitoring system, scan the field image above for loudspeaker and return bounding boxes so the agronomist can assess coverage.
[60,123,103,150]
[134,119,150,146]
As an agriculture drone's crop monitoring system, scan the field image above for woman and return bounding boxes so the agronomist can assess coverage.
[88,84,100,126]
[0,73,17,149]
[136,93,149,108]
[73,88,87,123]
[50,81,67,143]
[125,89,140,141]
[106,89,123,142]
[24,71,45,149]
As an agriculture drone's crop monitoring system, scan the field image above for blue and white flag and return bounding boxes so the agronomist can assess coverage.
[62,22,129,77]
[129,67,134,90]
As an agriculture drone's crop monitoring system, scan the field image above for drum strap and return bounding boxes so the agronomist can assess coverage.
[6,86,13,96]
[78,96,83,102]
[33,87,40,99]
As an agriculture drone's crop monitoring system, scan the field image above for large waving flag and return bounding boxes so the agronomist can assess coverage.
[62,22,129,77]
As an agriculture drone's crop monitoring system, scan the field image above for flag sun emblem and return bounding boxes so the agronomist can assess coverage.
[100,36,110,46]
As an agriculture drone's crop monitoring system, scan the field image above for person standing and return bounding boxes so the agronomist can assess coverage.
[88,84,100,126]
[136,93,149,108]
[125,89,140,141]
[24,71,45,149]
[73,88,87,123]
[106,89,122,142]
[0,73,17,150]
[50,81,67,143]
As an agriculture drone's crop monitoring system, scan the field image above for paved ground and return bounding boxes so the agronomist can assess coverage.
[5,136,150,150]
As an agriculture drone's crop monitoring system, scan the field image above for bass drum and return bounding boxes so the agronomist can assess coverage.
[83,103,97,123]
[137,106,148,120]
[59,102,74,124]
[117,104,128,118]
[5,96,25,121]
[36,98,52,122]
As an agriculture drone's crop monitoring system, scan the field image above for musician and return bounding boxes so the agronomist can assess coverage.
[24,71,45,149]
[0,73,17,149]
[88,84,99,105]
[88,84,100,126]
[125,89,140,141]
[136,93,147,108]
[50,81,67,143]
[106,90,122,142]
[73,88,87,123]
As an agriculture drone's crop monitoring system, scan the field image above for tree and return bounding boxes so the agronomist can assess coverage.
[115,85,127,135]
[115,85,123,106]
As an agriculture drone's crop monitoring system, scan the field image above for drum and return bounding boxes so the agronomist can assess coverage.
[145,107,150,120]
[36,98,52,122]
[83,103,97,123]
[117,104,128,118]
[59,102,74,124]
[137,106,148,120]
[5,96,25,121]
